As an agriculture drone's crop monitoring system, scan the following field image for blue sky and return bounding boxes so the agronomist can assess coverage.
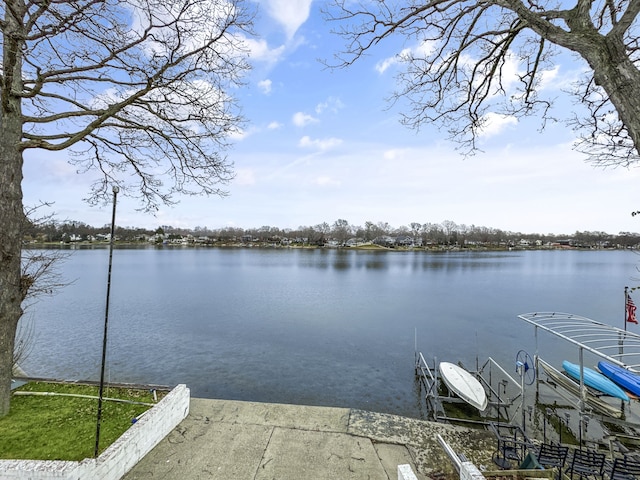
[21,0,640,235]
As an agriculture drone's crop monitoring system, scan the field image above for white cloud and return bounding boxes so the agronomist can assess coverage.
[377,43,435,74]
[376,47,412,74]
[315,176,341,187]
[539,64,586,92]
[375,55,399,74]
[383,149,409,160]
[539,65,560,89]
[91,79,230,136]
[267,121,283,129]
[234,168,257,186]
[413,41,437,57]
[243,37,286,64]
[494,53,522,93]
[228,127,248,140]
[298,135,343,150]
[315,97,344,115]
[258,79,272,94]
[263,0,313,39]
[128,0,238,58]
[292,111,318,127]
[478,112,518,138]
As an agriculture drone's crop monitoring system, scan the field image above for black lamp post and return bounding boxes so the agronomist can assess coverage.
[94,185,119,458]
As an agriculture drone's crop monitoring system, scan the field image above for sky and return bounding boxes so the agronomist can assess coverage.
[21,0,640,236]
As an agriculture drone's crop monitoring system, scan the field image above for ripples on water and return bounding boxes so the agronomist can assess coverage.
[22,247,639,418]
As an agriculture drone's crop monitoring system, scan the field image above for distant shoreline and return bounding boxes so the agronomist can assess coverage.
[23,241,624,251]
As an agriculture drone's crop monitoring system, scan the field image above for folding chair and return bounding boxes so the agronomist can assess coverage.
[565,449,605,480]
[537,443,569,470]
[609,455,640,480]
[489,421,534,469]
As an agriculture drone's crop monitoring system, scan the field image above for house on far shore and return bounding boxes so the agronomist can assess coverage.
[373,236,395,247]
[395,235,414,247]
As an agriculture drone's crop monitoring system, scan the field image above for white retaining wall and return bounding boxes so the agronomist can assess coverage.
[397,464,419,480]
[460,461,486,480]
[0,383,190,479]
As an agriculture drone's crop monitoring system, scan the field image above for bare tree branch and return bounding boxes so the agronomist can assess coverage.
[10,0,252,206]
[325,0,640,161]
[0,0,253,416]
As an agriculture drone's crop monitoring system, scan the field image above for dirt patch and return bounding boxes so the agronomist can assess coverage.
[348,409,496,479]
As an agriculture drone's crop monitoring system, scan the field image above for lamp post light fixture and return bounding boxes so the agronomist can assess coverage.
[94,185,119,458]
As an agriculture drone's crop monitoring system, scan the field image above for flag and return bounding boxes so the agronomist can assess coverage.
[627,294,638,324]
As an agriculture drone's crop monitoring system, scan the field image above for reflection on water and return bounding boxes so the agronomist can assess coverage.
[285,249,517,272]
[21,247,640,421]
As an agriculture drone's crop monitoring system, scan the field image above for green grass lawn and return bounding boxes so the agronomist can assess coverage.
[1,382,162,461]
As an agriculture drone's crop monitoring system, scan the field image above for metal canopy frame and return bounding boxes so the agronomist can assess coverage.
[518,312,640,372]
[519,312,640,437]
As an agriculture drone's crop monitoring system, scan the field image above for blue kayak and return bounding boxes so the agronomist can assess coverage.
[562,360,630,401]
[598,361,640,398]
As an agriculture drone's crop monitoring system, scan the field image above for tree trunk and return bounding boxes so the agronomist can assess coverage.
[0,123,25,417]
[0,0,26,417]
[551,11,640,155]
[588,38,640,153]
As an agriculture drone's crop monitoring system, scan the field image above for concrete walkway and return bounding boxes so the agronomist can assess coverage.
[122,398,496,480]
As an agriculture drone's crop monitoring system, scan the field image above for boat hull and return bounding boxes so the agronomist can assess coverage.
[439,362,488,411]
[598,361,640,397]
[539,359,621,418]
[562,360,629,401]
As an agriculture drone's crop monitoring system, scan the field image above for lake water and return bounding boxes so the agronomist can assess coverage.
[20,247,640,418]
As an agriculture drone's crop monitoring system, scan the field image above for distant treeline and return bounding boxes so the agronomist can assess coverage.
[23,218,640,249]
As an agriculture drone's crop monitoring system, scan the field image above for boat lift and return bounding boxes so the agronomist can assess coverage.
[519,312,640,442]
[414,349,527,426]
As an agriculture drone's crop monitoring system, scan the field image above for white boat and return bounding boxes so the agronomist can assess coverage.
[438,362,488,411]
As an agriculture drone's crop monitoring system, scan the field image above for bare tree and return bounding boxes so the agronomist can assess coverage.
[20,247,68,308]
[314,222,331,244]
[14,205,69,375]
[363,220,376,241]
[16,249,69,374]
[0,0,252,416]
[409,222,421,241]
[332,218,352,245]
[376,221,392,235]
[326,1,640,164]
